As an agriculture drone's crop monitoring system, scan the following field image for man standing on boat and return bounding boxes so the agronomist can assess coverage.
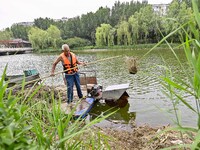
[51,44,86,104]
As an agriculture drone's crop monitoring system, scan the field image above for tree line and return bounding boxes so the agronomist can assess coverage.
[0,0,198,50]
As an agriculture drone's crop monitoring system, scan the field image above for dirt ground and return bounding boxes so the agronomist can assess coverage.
[97,125,194,150]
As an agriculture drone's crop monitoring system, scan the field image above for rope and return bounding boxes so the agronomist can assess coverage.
[7,55,122,90]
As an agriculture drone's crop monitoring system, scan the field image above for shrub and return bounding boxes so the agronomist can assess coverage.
[63,37,92,49]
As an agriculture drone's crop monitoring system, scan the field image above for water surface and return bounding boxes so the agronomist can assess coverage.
[0,49,197,128]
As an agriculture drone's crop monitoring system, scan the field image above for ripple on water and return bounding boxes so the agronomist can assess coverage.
[0,50,198,128]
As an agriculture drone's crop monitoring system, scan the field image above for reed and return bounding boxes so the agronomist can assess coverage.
[0,66,117,149]
[146,0,200,149]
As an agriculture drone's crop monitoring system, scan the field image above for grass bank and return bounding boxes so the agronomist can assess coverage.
[34,43,181,53]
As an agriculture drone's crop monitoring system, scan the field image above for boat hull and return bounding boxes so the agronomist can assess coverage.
[5,69,41,88]
[74,97,96,119]
[102,83,130,101]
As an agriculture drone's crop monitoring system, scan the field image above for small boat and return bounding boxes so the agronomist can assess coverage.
[65,70,130,118]
[5,74,24,81]
[72,83,130,118]
[73,85,102,119]
[74,97,96,119]
[102,83,129,100]
[102,83,130,107]
[65,70,102,119]
[5,69,41,88]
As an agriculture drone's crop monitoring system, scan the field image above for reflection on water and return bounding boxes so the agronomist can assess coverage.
[89,101,136,130]
[90,101,136,124]
[0,49,198,128]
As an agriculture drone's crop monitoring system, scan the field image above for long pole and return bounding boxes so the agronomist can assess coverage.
[53,55,122,76]
[7,55,122,89]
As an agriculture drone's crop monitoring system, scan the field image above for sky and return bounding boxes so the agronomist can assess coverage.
[0,0,172,30]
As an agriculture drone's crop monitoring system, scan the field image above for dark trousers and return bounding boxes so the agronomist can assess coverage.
[65,72,83,103]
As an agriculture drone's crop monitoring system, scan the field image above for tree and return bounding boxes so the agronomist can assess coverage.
[64,37,91,48]
[28,27,48,50]
[47,25,61,48]
[95,23,113,47]
[116,21,131,45]
[180,0,192,7]
[164,0,193,42]
[110,0,144,27]
[108,27,116,46]
[138,5,156,43]
[34,17,56,30]
[60,17,82,40]
[0,29,13,40]
[128,15,139,44]
[10,24,30,40]
[80,12,97,43]
[94,7,111,25]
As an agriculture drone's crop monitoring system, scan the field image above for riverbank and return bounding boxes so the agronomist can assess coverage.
[96,125,194,149]
[34,43,181,53]
[20,85,194,149]
[19,86,194,149]
[75,43,180,50]
[2,48,197,149]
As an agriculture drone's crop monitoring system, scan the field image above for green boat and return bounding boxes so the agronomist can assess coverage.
[5,69,41,87]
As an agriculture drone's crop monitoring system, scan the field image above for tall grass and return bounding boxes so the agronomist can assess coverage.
[0,66,116,149]
[148,0,200,149]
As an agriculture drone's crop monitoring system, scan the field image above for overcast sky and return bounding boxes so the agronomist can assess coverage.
[0,0,172,30]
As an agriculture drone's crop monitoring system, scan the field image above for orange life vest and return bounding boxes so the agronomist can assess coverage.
[60,52,78,74]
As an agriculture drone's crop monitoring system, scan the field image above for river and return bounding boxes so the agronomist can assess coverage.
[0,49,197,129]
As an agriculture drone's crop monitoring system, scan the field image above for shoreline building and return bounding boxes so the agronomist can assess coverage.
[0,39,31,48]
[151,3,169,15]
[142,0,170,16]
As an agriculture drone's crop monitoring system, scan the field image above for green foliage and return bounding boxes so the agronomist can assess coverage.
[60,17,82,40]
[128,15,139,44]
[28,26,62,51]
[0,66,117,149]
[139,5,157,43]
[0,67,36,149]
[94,7,111,25]
[47,25,62,48]
[163,0,193,42]
[0,29,13,40]
[10,24,31,41]
[148,0,200,149]
[117,21,131,45]
[64,37,92,49]
[95,23,114,47]
[80,12,97,43]
[74,46,94,50]
[110,0,145,27]
[34,17,56,30]
[28,27,48,50]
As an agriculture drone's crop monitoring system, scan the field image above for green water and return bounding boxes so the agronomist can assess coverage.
[0,48,197,128]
